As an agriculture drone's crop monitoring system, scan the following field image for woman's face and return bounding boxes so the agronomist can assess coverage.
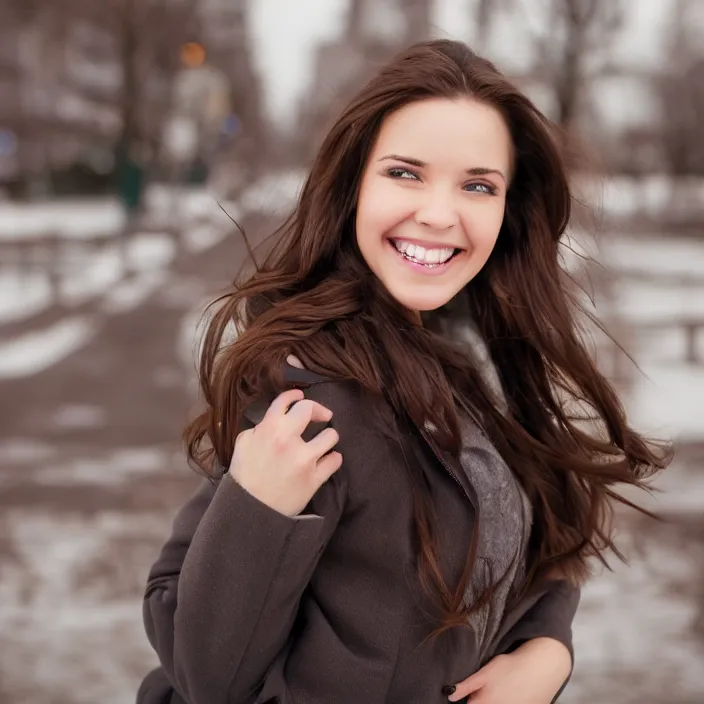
[356,97,512,314]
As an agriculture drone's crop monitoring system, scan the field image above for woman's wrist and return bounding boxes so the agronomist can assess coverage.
[512,637,572,680]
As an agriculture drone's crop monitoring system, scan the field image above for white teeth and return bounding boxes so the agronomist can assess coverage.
[391,239,457,266]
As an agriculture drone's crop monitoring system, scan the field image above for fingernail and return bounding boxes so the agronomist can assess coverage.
[441,684,456,696]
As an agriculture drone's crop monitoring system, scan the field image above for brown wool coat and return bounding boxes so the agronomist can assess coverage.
[137,365,580,704]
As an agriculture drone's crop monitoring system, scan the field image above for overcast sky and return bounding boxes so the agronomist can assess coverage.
[249,0,678,129]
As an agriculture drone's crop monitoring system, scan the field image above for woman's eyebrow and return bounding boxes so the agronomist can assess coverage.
[378,154,506,183]
[379,154,426,167]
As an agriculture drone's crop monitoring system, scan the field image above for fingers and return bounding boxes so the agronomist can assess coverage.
[315,450,343,482]
[447,671,486,702]
[267,388,304,418]
[285,399,333,433]
[263,390,335,440]
[307,426,340,458]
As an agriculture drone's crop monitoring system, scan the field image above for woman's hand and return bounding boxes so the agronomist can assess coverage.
[230,388,343,517]
[445,638,572,703]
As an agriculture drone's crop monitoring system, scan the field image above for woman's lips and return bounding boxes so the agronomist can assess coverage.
[386,238,463,276]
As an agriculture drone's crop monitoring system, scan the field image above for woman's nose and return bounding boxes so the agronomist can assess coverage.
[414,190,459,231]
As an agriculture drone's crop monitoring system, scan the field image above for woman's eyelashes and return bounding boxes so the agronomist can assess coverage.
[385,167,419,180]
[383,167,498,195]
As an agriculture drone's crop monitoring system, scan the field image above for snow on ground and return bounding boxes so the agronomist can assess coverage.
[0,266,169,378]
[567,533,704,703]
[614,279,704,322]
[0,443,174,488]
[0,441,700,704]
[0,506,165,704]
[0,271,54,323]
[624,363,704,444]
[0,316,97,378]
[0,186,228,242]
[0,188,245,325]
[4,227,701,438]
[606,235,704,277]
[0,198,126,240]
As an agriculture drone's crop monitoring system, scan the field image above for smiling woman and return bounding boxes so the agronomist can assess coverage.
[138,39,670,704]
[356,98,511,312]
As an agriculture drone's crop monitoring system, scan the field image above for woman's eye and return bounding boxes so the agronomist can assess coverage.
[386,167,418,180]
[464,182,496,195]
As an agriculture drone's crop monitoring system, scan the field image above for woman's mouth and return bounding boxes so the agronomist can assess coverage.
[387,238,463,272]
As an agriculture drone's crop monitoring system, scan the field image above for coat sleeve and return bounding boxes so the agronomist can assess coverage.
[491,580,580,701]
[142,468,347,704]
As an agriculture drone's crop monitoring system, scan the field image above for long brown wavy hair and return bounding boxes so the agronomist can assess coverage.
[186,40,671,634]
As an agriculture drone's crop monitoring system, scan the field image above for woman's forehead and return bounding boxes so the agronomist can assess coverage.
[370,98,512,177]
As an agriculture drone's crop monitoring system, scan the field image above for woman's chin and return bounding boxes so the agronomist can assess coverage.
[392,292,453,314]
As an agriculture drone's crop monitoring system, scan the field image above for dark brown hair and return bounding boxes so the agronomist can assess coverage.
[186,40,670,635]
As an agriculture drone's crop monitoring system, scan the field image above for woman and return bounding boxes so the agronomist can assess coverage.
[138,40,669,704]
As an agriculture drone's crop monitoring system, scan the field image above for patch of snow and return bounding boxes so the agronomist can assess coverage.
[144,185,214,220]
[568,539,704,702]
[25,447,173,487]
[0,198,126,240]
[623,363,704,443]
[182,221,230,253]
[239,169,305,215]
[0,438,57,465]
[606,236,704,277]
[616,279,704,323]
[125,232,176,270]
[61,242,125,305]
[0,316,97,378]
[0,509,164,704]
[0,271,53,323]
[100,271,167,315]
[52,405,107,430]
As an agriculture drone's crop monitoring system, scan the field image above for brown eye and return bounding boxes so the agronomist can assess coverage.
[386,167,419,180]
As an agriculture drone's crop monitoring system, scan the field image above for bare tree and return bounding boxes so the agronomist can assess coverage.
[657,0,704,177]
[512,0,625,153]
[404,0,432,44]
[472,0,495,53]
[0,0,203,198]
[204,0,269,180]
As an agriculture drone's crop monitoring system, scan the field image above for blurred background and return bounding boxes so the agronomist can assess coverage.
[0,0,702,702]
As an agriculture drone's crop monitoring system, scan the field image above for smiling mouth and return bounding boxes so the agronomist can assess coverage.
[388,238,463,268]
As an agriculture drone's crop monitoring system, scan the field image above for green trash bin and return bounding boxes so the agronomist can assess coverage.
[117,154,145,215]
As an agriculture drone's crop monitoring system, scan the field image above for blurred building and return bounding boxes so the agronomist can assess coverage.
[0,0,259,198]
[196,0,269,185]
[298,0,433,159]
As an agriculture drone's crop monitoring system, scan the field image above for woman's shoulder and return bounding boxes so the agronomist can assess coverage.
[241,355,374,431]
[283,355,376,430]
[284,357,407,506]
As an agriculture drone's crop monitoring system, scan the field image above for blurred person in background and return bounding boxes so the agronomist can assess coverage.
[137,40,669,704]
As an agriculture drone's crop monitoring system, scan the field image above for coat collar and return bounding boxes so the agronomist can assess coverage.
[241,362,478,513]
